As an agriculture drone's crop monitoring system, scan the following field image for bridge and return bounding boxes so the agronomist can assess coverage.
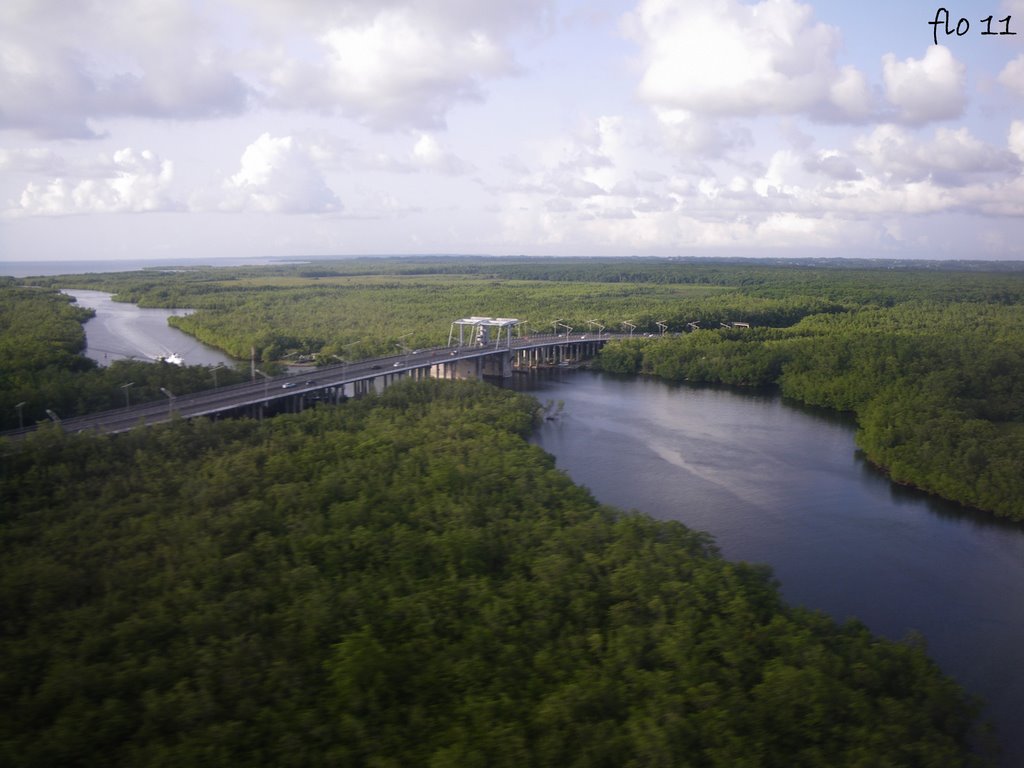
[5,331,623,438]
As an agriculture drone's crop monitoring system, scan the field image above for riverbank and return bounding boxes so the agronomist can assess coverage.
[594,328,1024,523]
[515,369,1023,767]
[65,289,238,369]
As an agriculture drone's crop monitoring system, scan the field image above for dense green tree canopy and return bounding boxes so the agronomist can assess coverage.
[0,281,248,431]
[5,257,1023,519]
[596,300,1024,520]
[0,381,988,767]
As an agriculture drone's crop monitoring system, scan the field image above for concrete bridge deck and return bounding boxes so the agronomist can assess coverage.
[4,333,624,438]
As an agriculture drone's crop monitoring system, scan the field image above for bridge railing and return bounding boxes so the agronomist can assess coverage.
[2,334,623,439]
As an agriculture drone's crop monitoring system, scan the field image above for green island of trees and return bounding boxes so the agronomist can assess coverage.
[1,380,990,766]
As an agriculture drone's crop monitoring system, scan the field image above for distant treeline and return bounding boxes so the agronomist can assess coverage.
[596,301,1024,520]
[0,380,990,766]
[6,257,1024,520]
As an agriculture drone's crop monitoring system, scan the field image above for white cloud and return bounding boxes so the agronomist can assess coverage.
[854,125,1019,185]
[803,150,863,182]
[1010,121,1024,162]
[267,7,514,129]
[828,66,873,121]
[998,55,1024,98]
[211,133,341,214]
[355,134,472,174]
[411,134,472,174]
[654,108,752,159]
[8,148,177,216]
[0,148,68,174]
[629,0,873,122]
[0,1,550,138]
[372,134,472,174]
[0,1,249,138]
[882,47,966,125]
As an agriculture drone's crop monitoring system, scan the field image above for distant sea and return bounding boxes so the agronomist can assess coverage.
[0,257,310,278]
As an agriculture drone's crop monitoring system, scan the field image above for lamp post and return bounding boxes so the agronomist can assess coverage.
[120,382,134,410]
[159,387,174,418]
[395,332,412,360]
[332,339,364,390]
[623,321,636,339]
[15,401,26,430]
[45,408,60,422]
[210,364,225,389]
[253,368,269,398]
[656,321,668,336]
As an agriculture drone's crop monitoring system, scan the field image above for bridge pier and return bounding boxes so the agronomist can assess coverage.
[2,335,619,440]
[480,351,513,378]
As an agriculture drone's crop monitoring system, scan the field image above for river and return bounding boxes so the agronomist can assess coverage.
[64,289,237,368]
[511,369,1024,767]
[69,291,1023,764]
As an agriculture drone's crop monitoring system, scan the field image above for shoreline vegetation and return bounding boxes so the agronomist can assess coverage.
[1,379,993,766]
[1,255,1018,764]
[5,256,1023,521]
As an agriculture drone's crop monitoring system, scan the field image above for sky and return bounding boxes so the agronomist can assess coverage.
[2,0,1024,263]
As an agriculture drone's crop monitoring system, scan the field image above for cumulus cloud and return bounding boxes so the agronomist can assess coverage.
[998,55,1024,98]
[0,1,550,138]
[1009,121,1024,162]
[654,108,752,159]
[854,125,1019,185]
[9,149,177,216]
[498,115,675,213]
[264,5,533,129]
[211,133,341,214]
[803,151,863,182]
[0,148,69,175]
[882,47,967,125]
[629,0,874,122]
[366,134,472,174]
[0,1,250,138]
[410,135,472,174]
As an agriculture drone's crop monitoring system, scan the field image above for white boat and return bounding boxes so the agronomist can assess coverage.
[157,353,184,366]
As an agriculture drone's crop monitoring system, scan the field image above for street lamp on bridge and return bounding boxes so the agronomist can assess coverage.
[120,381,134,409]
[253,369,270,399]
[331,339,364,395]
[210,364,225,388]
[622,321,636,338]
[159,387,174,418]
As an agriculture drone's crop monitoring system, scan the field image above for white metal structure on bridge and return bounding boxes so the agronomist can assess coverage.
[4,329,619,438]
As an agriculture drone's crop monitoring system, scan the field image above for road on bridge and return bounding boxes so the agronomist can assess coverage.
[4,333,623,439]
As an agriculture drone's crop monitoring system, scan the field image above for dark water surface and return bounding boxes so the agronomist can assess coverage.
[64,289,237,368]
[44,284,1024,764]
[512,369,1024,766]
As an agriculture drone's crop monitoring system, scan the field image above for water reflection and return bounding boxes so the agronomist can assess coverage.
[852,451,1024,533]
[65,289,237,368]
[511,368,1024,768]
